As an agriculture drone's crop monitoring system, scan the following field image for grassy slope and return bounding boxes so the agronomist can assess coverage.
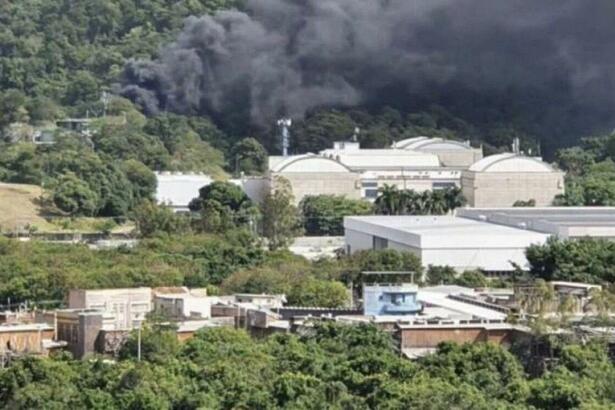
[0,183,133,234]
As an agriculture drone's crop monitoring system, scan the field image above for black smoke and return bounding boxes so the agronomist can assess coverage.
[122,0,615,151]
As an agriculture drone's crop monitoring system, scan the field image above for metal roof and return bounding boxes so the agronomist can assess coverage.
[393,136,473,151]
[457,207,615,238]
[344,215,549,249]
[468,153,556,173]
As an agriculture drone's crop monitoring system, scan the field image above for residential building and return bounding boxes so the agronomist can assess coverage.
[461,153,565,207]
[153,287,211,321]
[67,288,152,330]
[0,323,57,357]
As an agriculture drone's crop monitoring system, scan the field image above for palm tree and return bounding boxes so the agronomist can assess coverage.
[443,187,466,213]
[429,190,448,215]
[375,184,401,215]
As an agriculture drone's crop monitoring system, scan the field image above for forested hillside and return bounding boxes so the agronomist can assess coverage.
[2,323,615,409]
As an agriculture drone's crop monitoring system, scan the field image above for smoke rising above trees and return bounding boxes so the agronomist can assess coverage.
[122,0,615,149]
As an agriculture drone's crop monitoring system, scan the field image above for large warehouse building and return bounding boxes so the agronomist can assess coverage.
[344,215,549,274]
[458,207,615,239]
[268,154,362,204]
[461,153,565,207]
[344,208,615,274]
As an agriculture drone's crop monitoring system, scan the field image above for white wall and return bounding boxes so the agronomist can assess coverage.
[345,229,374,253]
[421,248,531,272]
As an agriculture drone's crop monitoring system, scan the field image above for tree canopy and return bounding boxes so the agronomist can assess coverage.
[1,323,615,409]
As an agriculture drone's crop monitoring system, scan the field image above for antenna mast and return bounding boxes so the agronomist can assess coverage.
[277,118,292,156]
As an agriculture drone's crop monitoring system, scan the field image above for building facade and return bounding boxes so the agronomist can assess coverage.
[461,154,565,207]
[344,215,550,274]
[68,288,152,330]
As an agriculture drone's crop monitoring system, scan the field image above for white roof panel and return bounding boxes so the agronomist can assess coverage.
[468,153,555,173]
[344,215,549,249]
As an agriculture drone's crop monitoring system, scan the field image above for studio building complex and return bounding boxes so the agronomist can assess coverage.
[155,136,565,209]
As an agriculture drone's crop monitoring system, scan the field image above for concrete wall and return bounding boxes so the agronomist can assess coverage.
[57,312,103,359]
[0,328,54,355]
[421,247,532,272]
[272,172,361,205]
[345,229,376,253]
[399,326,516,349]
[462,171,564,207]
[68,288,152,330]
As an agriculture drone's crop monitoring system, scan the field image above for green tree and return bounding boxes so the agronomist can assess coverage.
[525,237,615,283]
[261,176,302,250]
[132,200,190,238]
[556,147,595,176]
[455,270,488,288]
[189,181,259,233]
[426,265,457,285]
[51,172,99,216]
[121,159,156,203]
[231,137,268,175]
[300,194,373,236]
[119,322,179,363]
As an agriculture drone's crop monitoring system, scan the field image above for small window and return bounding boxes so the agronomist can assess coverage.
[362,181,378,188]
[432,182,456,190]
[365,189,379,198]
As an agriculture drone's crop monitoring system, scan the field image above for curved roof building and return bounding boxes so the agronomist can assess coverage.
[392,137,483,167]
[462,154,564,208]
[267,154,361,204]
[269,154,353,173]
[468,153,557,173]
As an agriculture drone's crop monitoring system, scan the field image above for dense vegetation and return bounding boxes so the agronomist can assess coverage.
[374,185,466,216]
[526,237,615,284]
[1,323,614,409]
[0,232,428,307]
[554,134,615,206]
[300,195,373,236]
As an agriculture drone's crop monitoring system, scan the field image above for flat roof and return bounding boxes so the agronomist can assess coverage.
[417,291,507,321]
[0,323,54,332]
[344,215,549,249]
[457,207,615,238]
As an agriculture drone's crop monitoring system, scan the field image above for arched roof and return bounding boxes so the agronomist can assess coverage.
[468,153,556,173]
[271,154,353,173]
[393,136,472,151]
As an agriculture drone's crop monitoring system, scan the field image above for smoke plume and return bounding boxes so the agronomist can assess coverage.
[122,0,615,147]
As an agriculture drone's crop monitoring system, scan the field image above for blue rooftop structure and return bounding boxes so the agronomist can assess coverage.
[363,284,422,316]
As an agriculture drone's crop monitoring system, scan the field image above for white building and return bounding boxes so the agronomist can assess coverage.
[461,153,565,207]
[267,154,361,204]
[155,172,213,212]
[67,288,152,330]
[344,215,549,274]
[458,207,615,239]
[392,136,483,168]
[153,288,212,321]
[321,141,461,199]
